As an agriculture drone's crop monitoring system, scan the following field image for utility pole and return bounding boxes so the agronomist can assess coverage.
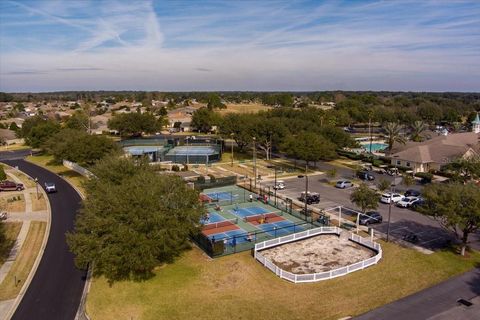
[253,137,257,189]
[304,163,308,221]
[230,133,234,167]
[274,166,277,207]
[368,114,373,153]
[386,155,399,242]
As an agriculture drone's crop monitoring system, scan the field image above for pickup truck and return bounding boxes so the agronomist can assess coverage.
[0,180,24,191]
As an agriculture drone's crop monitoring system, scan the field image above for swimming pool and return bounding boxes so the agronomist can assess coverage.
[361,143,388,152]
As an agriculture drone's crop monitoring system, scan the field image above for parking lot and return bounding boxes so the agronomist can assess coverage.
[263,173,476,251]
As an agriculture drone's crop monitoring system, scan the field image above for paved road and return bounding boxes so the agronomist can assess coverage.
[354,267,480,320]
[1,158,85,320]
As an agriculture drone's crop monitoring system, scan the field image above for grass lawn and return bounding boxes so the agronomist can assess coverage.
[0,222,22,265]
[0,194,25,212]
[31,193,47,211]
[26,155,87,195]
[216,103,272,115]
[6,170,36,188]
[1,144,30,152]
[0,221,46,300]
[86,242,480,320]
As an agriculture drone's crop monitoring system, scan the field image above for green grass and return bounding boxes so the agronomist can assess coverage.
[86,242,480,320]
[0,222,22,265]
[26,155,87,195]
[0,221,46,300]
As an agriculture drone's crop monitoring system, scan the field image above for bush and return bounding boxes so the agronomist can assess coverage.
[197,176,206,183]
[0,165,6,181]
[208,174,216,182]
[171,165,180,172]
[415,172,433,182]
[372,159,385,167]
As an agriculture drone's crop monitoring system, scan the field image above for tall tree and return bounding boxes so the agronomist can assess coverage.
[383,122,406,152]
[419,182,480,255]
[18,116,60,148]
[191,107,220,133]
[410,120,428,142]
[108,112,161,137]
[65,110,89,132]
[350,183,379,213]
[219,113,253,152]
[67,157,204,283]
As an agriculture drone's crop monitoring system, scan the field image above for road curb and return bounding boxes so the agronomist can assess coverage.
[2,165,52,320]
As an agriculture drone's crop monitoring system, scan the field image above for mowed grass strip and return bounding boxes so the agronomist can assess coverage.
[0,222,23,265]
[26,155,87,195]
[0,221,46,300]
[86,241,480,320]
[31,193,47,211]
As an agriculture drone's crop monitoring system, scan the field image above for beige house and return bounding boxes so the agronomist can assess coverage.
[390,115,480,173]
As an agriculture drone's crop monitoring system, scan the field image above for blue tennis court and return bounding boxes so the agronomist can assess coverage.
[200,212,225,224]
[206,192,238,201]
[257,220,305,237]
[229,206,269,218]
[207,229,249,245]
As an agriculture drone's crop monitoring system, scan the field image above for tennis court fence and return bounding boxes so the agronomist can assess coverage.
[194,176,238,191]
[202,218,238,230]
[254,227,382,283]
[191,219,315,257]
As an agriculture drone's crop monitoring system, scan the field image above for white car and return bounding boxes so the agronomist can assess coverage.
[273,181,285,190]
[44,182,57,193]
[380,193,404,204]
[396,196,420,208]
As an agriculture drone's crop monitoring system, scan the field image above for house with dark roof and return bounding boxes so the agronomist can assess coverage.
[390,114,480,173]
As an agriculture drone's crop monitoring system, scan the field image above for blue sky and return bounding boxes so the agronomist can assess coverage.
[0,0,479,92]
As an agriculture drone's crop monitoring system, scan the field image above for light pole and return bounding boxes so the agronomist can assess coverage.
[230,133,234,167]
[298,163,309,221]
[186,136,189,165]
[386,155,399,242]
[253,137,257,189]
[274,166,277,207]
[34,178,39,200]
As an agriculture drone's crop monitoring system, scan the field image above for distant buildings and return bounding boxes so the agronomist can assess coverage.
[390,114,480,173]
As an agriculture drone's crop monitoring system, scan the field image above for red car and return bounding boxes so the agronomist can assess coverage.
[0,180,24,191]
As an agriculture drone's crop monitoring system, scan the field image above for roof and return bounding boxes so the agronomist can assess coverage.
[391,132,480,164]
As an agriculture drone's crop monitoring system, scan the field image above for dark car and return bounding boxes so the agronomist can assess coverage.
[410,198,425,211]
[0,180,24,191]
[357,171,375,181]
[358,211,383,225]
[404,189,421,197]
[299,192,320,204]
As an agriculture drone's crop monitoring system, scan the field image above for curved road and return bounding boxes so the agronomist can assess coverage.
[1,156,85,320]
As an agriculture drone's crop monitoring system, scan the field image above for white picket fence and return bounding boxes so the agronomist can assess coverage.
[254,227,382,283]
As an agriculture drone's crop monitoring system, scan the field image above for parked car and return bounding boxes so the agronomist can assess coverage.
[396,196,420,208]
[357,171,375,181]
[335,180,353,189]
[273,181,285,190]
[358,211,383,225]
[380,192,404,204]
[404,189,421,197]
[0,180,24,191]
[44,182,57,193]
[410,198,425,211]
[299,192,320,204]
[386,168,400,176]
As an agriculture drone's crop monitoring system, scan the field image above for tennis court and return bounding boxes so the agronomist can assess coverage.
[229,206,270,218]
[206,191,239,202]
[207,229,250,245]
[200,212,225,224]
[257,220,306,237]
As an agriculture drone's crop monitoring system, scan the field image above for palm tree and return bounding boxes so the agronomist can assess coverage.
[383,122,406,152]
[410,121,428,142]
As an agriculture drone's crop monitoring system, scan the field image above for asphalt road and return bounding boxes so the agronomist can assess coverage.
[1,158,85,320]
[354,267,480,320]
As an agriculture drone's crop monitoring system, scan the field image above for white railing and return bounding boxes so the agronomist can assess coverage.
[254,227,382,283]
[63,160,95,178]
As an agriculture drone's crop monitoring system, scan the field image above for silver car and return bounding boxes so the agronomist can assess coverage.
[335,180,353,189]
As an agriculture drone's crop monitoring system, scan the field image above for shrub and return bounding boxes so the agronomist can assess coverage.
[415,172,433,182]
[197,176,206,183]
[208,174,216,182]
[171,165,180,172]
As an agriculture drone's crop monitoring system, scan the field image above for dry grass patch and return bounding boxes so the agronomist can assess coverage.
[26,155,87,195]
[6,171,36,188]
[0,194,26,212]
[87,242,480,320]
[217,103,272,115]
[31,193,47,211]
[0,222,22,265]
[0,221,46,300]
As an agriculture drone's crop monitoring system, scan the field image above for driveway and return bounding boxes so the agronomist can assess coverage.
[1,158,86,320]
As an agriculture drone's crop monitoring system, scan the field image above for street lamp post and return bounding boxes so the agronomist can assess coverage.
[274,166,277,207]
[34,178,39,200]
[186,136,189,166]
[298,163,309,221]
[230,133,234,167]
[253,137,257,189]
[386,155,399,242]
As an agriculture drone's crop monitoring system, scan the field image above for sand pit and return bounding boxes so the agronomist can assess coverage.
[260,234,376,274]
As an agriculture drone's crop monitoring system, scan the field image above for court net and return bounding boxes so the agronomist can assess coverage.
[244,212,283,223]
[202,218,238,230]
